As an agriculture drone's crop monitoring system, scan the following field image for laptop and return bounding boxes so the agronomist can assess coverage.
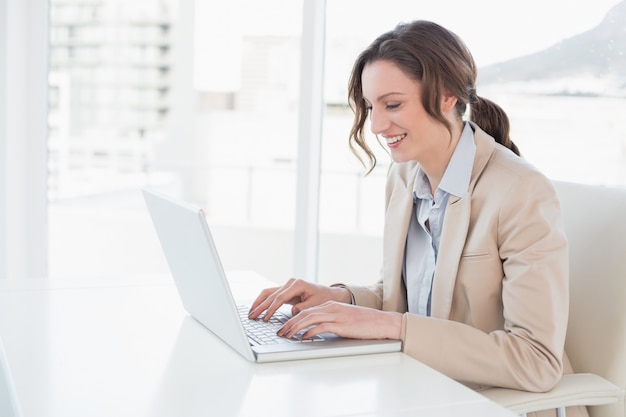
[142,188,402,363]
[0,338,22,417]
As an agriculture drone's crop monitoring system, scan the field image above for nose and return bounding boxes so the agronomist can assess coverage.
[369,107,390,135]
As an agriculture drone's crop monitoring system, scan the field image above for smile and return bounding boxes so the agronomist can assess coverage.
[386,134,406,145]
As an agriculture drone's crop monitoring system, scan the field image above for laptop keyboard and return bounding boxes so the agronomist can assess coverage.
[237,305,326,345]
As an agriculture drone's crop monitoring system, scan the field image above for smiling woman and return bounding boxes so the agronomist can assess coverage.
[248,20,586,415]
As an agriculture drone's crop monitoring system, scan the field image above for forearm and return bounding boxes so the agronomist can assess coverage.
[401,314,563,392]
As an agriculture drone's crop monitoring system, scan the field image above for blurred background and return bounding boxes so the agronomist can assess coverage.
[15,0,626,284]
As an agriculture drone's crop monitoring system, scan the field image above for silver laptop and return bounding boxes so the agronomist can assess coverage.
[0,338,22,417]
[142,188,401,363]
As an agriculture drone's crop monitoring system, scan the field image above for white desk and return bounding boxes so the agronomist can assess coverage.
[0,271,515,417]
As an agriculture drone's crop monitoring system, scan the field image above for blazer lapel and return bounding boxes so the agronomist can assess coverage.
[430,194,471,318]
[430,124,496,319]
[382,163,419,313]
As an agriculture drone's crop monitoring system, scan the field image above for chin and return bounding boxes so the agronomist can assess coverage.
[390,152,414,164]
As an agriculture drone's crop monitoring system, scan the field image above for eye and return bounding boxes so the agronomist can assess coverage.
[386,103,400,110]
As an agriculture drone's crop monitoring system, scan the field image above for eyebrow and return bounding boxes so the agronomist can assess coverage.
[378,92,405,100]
[364,92,405,104]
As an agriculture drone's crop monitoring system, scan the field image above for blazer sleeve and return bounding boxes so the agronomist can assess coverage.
[401,171,569,392]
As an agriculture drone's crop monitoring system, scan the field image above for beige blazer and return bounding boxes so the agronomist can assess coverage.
[346,123,571,394]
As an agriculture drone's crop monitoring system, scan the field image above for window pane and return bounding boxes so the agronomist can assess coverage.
[320,0,625,285]
[48,0,303,282]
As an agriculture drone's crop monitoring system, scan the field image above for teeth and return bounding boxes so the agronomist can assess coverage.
[386,134,405,144]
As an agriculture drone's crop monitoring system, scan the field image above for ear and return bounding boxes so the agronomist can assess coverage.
[440,90,458,114]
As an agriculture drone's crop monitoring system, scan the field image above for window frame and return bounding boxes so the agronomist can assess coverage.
[0,0,49,280]
[294,0,326,281]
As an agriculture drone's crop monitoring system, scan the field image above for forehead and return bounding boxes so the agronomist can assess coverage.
[361,60,419,101]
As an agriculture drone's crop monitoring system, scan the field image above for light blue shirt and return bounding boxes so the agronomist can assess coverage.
[403,122,476,315]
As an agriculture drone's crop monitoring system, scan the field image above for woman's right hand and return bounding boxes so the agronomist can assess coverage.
[247,277,352,321]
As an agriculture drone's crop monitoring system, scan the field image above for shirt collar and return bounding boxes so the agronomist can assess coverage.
[414,122,476,199]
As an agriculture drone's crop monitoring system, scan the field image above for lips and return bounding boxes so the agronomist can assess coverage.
[386,134,406,145]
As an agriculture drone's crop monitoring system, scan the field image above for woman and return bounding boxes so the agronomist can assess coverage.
[249,20,583,415]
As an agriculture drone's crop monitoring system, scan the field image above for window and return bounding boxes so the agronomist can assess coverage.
[47,0,304,281]
[41,0,625,283]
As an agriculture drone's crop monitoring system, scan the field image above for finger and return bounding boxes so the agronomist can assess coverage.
[291,299,336,317]
[290,297,323,316]
[262,285,300,321]
[280,302,349,338]
[279,310,335,338]
[251,279,297,321]
[249,287,277,311]
[263,278,306,321]
[300,323,335,339]
[248,286,283,318]
[276,312,306,337]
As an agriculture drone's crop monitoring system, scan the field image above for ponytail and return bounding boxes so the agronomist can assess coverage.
[469,94,520,156]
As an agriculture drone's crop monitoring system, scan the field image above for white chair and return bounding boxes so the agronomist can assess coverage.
[0,338,22,417]
[482,180,626,416]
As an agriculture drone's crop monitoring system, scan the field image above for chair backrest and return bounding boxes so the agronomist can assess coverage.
[0,338,21,417]
[553,180,626,417]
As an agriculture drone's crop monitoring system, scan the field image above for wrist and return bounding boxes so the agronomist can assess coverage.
[330,284,355,304]
[384,311,403,340]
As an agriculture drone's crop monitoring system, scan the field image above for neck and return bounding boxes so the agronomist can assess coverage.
[420,121,463,194]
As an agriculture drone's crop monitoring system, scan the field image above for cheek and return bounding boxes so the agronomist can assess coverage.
[397,106,428,129]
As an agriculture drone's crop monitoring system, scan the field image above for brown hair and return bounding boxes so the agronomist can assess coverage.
[347,20,519,173]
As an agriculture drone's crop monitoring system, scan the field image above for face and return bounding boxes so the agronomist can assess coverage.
[361,60,455,165]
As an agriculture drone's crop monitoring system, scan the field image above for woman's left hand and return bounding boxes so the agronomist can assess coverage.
[276,301,403,340]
